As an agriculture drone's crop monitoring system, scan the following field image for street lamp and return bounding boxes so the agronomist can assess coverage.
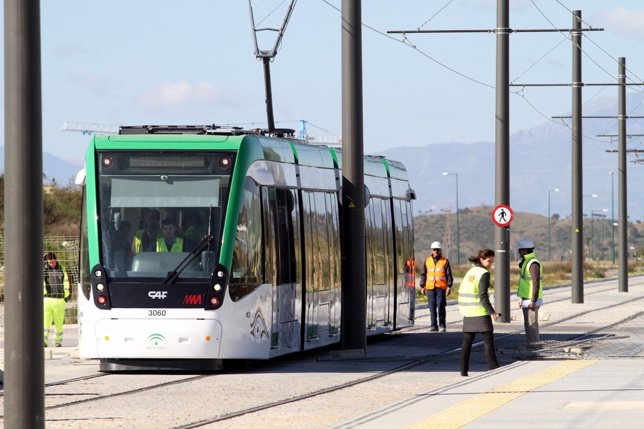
[590,209,608,260]
[442,171,460,264]
[610,171,615,264]
[548,188,559,260]
[582,194,598,259]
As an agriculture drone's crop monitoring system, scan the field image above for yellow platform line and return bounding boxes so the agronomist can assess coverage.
[407,360,597,429]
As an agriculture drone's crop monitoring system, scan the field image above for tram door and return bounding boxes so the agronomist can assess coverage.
[301,191,341,350]
[395,199,415,328]
[264,188,301,356]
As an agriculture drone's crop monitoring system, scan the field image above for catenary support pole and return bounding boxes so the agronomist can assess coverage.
[571,10,584,304]
[617,57,628,293]
[494,0,511,322]
[340,0,366,353]
[4,0,45,427]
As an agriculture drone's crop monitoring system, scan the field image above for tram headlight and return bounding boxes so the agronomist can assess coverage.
[96,283,105,291]
[101,156,113,169]
[94,269,102,278]
[210,297,220,306]
[219,156,231,169]
[213,283,221,291]
[97,295,108,305]
[217,270,224,278]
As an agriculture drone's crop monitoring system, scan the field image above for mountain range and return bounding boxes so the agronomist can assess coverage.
[1,94,642,221]
[379,93,644,222]
[0,147,82,187]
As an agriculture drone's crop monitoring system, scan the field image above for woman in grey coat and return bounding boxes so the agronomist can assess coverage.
[458,249,500,376]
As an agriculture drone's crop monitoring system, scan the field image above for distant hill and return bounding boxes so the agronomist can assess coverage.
[378,93,644,222]
[414,205,642,266]
[0,146,82,186]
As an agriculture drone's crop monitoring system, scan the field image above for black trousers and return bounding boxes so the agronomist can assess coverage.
[460,331,499,374]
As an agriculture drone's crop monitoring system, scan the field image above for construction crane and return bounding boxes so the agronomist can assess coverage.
[60,121,119,135]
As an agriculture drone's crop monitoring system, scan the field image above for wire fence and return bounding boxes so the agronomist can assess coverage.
[0,236,80,323]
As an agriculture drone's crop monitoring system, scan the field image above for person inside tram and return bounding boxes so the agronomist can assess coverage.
[157,218,184,253]
[184,210,206,249]
[132,209,161,253]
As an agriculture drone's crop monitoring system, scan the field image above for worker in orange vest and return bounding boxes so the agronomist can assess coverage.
[420,241,453,332]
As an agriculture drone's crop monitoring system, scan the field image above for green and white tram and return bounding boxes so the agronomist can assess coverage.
[76,126,416,371]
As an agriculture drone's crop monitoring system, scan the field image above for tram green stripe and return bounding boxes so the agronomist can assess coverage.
[407,360,597,429]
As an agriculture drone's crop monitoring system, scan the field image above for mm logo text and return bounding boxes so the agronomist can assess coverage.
[148,291,168,299]
[183,294,203,305]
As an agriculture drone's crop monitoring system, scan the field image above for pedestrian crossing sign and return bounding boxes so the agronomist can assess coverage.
[491,204,514,227]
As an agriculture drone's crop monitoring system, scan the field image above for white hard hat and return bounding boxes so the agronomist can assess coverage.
[517,238,535,250]
[430,241,442,249]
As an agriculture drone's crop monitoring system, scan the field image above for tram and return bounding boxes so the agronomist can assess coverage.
[76,125,416,371]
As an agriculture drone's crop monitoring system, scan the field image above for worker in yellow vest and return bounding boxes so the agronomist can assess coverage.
[458,249,501,376]
[43,252,70,347]
[132,209,162,253]
[157,218,184,252]
[420,241,453,332]
[516,238,543,344]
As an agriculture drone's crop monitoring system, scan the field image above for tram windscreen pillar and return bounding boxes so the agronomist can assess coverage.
[340,0,366,352]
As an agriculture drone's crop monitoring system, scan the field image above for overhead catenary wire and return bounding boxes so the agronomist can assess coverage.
[318,0,644,150]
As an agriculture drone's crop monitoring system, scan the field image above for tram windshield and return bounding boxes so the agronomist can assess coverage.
[96,151,234,279]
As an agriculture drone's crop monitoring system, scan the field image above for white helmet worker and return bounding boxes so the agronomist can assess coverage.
[517,238,535,250]
[430,241,442,249]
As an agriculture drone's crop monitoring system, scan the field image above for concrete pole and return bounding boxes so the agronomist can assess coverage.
[617,57,628,293]
[340,0,366,352]
[493,0,511,322]
[4,0,45,426]
[571,10,584,303]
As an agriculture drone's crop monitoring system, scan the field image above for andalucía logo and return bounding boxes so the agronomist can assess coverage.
[147,333,166,347]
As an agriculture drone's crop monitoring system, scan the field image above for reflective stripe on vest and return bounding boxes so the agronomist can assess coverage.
[424,257,448,289]
[517,252,543,299]
[458,266,489,317]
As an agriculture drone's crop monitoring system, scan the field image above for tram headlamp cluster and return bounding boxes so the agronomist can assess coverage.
[206,264,228,310]
[90,264,111,309]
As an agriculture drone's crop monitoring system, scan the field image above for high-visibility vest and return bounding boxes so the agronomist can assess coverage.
[424,257,448,290]
[43,263,70,299]
[458,266,489,317]
[132,229,162,253]
[156,237,184,253]
[518,252,543,300]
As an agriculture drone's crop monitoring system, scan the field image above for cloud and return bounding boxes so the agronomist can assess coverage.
[135,81,246,111]
[597,7,644,40]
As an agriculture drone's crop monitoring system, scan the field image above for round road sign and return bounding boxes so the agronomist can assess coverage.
[492,204,514,227]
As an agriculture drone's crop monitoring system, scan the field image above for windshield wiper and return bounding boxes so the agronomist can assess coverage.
[164,234,214,284]
[164,205,216,284]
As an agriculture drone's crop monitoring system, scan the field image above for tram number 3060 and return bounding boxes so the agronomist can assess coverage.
[148,310,167,317]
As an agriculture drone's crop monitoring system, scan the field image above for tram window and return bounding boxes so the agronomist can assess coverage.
[230,178,263,301]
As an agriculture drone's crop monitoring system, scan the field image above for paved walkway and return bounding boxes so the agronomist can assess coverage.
[1,275,644,428]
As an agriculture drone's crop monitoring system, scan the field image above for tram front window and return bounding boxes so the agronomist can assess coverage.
[96,151,233,279]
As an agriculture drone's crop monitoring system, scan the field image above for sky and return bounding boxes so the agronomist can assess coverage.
[2,0,644,166]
